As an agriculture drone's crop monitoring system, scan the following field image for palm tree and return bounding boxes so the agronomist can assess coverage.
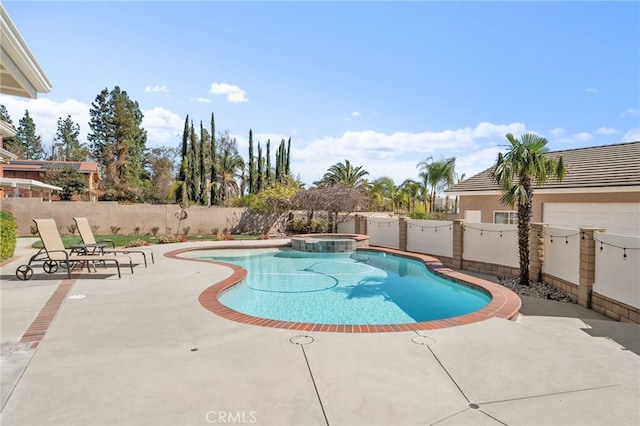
[218,148,243,202]
[491,133,567,286]
[417,156,456,212]
[368,176,395,211]
[398,179,422,212]
[315,159,369,191]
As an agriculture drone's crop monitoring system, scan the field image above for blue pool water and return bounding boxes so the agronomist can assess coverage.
[204,248,490,325]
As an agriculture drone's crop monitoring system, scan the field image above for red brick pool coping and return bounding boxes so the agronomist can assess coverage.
[167,244,522,333]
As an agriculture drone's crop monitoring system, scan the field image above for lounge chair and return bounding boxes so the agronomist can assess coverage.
[73,217,154,267]
[15,219,133,281]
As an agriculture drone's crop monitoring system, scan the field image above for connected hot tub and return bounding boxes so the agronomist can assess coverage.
[290,233,369,252]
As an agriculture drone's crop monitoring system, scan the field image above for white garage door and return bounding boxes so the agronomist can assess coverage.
[543,203,640,236]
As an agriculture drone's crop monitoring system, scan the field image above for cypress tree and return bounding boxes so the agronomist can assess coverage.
[176,115,190,203]
[199,121,207,205]
[286,137,291,176]
[209,113,219,205]
[265,139,271,186]
[256,143,263,192]
[189,120,199,203]
[248,129,254,194]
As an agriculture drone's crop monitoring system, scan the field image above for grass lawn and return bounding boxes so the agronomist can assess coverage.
[27,233,262,249]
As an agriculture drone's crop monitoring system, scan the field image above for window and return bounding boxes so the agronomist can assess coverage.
[494,211,517,224]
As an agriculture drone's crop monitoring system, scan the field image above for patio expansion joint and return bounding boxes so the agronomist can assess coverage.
[291,338,329,426]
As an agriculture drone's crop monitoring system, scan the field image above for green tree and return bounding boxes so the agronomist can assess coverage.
[315,159,369,191]
[53,115,89,161]
[0,104,19,156]
[248,129,255,194]
[88,86,148,199]
[45,166,86,201]
[177,115,190,203]
[146,146,178,203]
[417,156,456,212]
[491,133,567,286]
[199,122,208,205]
[189,121,200,203]
[16,110,45,159]
[209,113,219,205]
[368,176,396,211]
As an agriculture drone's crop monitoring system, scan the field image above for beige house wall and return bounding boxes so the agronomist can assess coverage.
[459,192,639,223]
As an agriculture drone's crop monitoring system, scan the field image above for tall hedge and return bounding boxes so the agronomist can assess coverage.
[0,210,17,261]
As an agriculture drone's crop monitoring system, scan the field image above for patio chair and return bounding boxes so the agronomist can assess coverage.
[15,218,133,281]
[73,217,154,267]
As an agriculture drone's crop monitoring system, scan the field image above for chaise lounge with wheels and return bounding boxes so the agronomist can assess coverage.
[15,218,134,281]
[73,217,154,267]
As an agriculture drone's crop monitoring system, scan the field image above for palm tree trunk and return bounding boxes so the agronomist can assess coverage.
[517,176,534,285]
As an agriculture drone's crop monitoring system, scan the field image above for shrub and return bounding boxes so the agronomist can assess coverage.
[110,226,121,235]
[133,226,141,235]
[157,234,181,244]
[67,224,77,235]
[0,211,17,261]
[182,226,190,236]
[151,226,160,236]
[222,231,234,240]
[258,233,270,240]
[124,239,151,248]
[30,225,38,236]
[91,225,100,233]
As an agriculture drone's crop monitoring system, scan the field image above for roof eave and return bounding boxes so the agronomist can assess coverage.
[447,186,640,197]
[0,5,52,98]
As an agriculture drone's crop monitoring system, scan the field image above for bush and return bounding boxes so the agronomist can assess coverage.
[110,226,121,235]
[0,211,17,261]
[124,239,151,248]
[157,234,181,244]
[151,226,160,236]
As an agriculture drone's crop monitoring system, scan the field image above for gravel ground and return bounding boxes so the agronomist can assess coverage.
[497,276,576,303]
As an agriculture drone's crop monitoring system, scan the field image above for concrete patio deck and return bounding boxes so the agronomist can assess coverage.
[1,238,638,425]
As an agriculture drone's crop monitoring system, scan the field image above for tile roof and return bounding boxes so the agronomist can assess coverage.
[5,159,99,174]
[447,141,640,194]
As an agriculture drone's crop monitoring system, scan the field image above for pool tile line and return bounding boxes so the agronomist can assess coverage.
[167,244,522,333]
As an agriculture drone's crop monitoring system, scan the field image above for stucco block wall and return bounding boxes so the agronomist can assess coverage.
[0,199,280,235]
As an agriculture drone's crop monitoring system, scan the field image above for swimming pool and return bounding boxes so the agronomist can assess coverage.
[199,248,491,325]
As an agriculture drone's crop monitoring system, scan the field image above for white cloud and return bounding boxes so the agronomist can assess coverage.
[190,97,211,103]
[142,107,184,147]
[595,127,616,135]
[471,122,526,139]
[0,95,184,149]
[573,132,593,142]
[352,111,361,117]
[0,95,90,146]
[549,127,565,138]
[145,85,169,93]
[623,108,640,117]
[209,83,248,103]
[584,88,600,94]
[291,122,527,186]
[623,128,640,142]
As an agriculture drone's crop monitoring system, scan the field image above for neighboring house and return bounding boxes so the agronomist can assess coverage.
[445,141,640,235]
[0,4,55,199]
[3,159,99,201]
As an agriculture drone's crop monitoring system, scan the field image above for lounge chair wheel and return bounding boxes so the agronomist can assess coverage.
[43,260,59,274]
[16,265,33,281]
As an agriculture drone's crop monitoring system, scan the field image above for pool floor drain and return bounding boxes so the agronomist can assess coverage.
[411,335,436,346]
[469,403,480,409]
[290,335,314,345]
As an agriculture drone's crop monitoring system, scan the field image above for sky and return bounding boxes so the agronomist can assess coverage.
[1,1,639,187]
